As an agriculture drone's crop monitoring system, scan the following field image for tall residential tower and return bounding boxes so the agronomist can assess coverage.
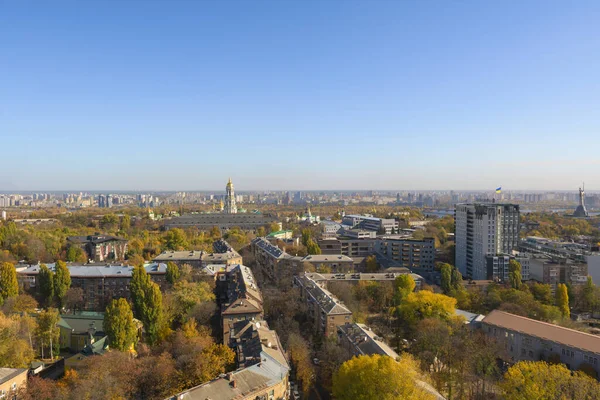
[455,203,520,280]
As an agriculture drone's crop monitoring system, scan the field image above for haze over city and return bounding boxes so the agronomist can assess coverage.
[1,1,599,191]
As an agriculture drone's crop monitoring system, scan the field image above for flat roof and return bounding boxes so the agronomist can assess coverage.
[482,310,600,354]
[0,368,27,385]
[19,262,166,277]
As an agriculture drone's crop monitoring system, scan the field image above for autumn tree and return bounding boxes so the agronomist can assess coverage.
[398,290,457,327]
[163,228,188,251]
[104,298,138,351]
[530,282,553,305]
[394,274,416,304]
[66,245,87,263]
[53,260,71,307]
[306,238,321,255]
[555,283,570,318]
[440,263,452,294]
[35,308,60,360]
[0,312,35,368]
[288,333,315,394]
[502,361,600,400]
[64,287,84,312]
[365,255,379,272]
[38,264,55,306]
[508,259,522,290]
[0,262,18,304]
[165,261,181,285]
[450,267,463,292]
[333,354,435,400]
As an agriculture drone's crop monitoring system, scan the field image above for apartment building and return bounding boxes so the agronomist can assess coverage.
[375,237,435,271]
[341,214,398,234]
[18,263,166,311]
[482,310,600,376]
[528,256,588,289]
[0,368,28,399]
[67,235,128,262]
[294,273,352,337]
[154,239,242,268]
[455,203,520,280]
[218,264,264,343]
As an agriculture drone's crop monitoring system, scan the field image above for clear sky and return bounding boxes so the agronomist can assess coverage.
[1,1,599,191]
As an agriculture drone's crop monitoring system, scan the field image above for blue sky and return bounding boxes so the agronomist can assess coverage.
[1,1,599,191]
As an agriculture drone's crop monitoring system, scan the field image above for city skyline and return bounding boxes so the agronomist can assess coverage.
[2,1,600,190]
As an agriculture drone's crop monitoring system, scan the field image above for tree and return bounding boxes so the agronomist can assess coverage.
[502,361,600,400]
[35,308,60,360]
[398,290,457,327]
[333,354,435,400]
[130,265,163,345]
[53,260,71,307]
[288,333,315,394]
[301,229,311,246]
[38,264,55,306]
[166,261,180,284]
[120,214,131,231]
[163,228,188,251]
[64,287,84,312]
[306,238,321,255]
[440,263,452,294]
[394,274,416,304]
[171,281,215,322]
[580,276,597,313]
[104,298,138,351]
[555,283,570,318]
[66,245,87,263]
[508,260,522,290]
[450,267,463,292]
[0,262,18,304]
[530,282,553,305]
[365,255,379,272]
[0,312,35,368]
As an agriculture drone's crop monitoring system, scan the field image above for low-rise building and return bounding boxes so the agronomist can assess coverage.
[67,235,128,262]
[0,368,28,399]
[154,239,242,268]
[163,213,278,231]
[218,265,264,344]
[294,273,352,337]
[250,237,296,279]
[342,214,398,234]
[18,263,166,311]
[528,256,588,290]
[301,254,354,272]
[375,237,435,271]
[482,310,600,376]
[58,312,105,352]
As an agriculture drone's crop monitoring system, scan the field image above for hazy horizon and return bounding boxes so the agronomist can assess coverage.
[2,1,599,191]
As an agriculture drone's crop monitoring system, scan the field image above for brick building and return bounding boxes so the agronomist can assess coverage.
[67,235,128,262]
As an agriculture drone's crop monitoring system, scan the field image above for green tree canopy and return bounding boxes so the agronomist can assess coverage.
[394,274,416,304]
[53,260,71,307]
[38,264,55,306]
[508,260,522,290]
[440,263,452,294]
[104,298,138,351]
[333,354,435,400]
[165,262,180,284]
[555,283,570,318]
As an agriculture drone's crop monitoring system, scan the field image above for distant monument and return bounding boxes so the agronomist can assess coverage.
[573,184,589,217]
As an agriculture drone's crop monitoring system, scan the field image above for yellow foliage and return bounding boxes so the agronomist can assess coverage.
[333,354,435,400]
[398,290,457,325]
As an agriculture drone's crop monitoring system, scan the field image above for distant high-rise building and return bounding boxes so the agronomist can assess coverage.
[455,203,520,280]
[224,178,237,214]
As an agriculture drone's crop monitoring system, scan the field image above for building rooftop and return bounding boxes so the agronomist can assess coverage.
[301,254,353,263]
[19,262,166,277]
[338,323,399,359]
[306,272,423,283]
[58,313,105,334]
[0,368,27,385]
[171,321,289,400]
[251,237,292,259]
[297,274,352,315]
[67,235,127,244]
[482,310,600,354]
